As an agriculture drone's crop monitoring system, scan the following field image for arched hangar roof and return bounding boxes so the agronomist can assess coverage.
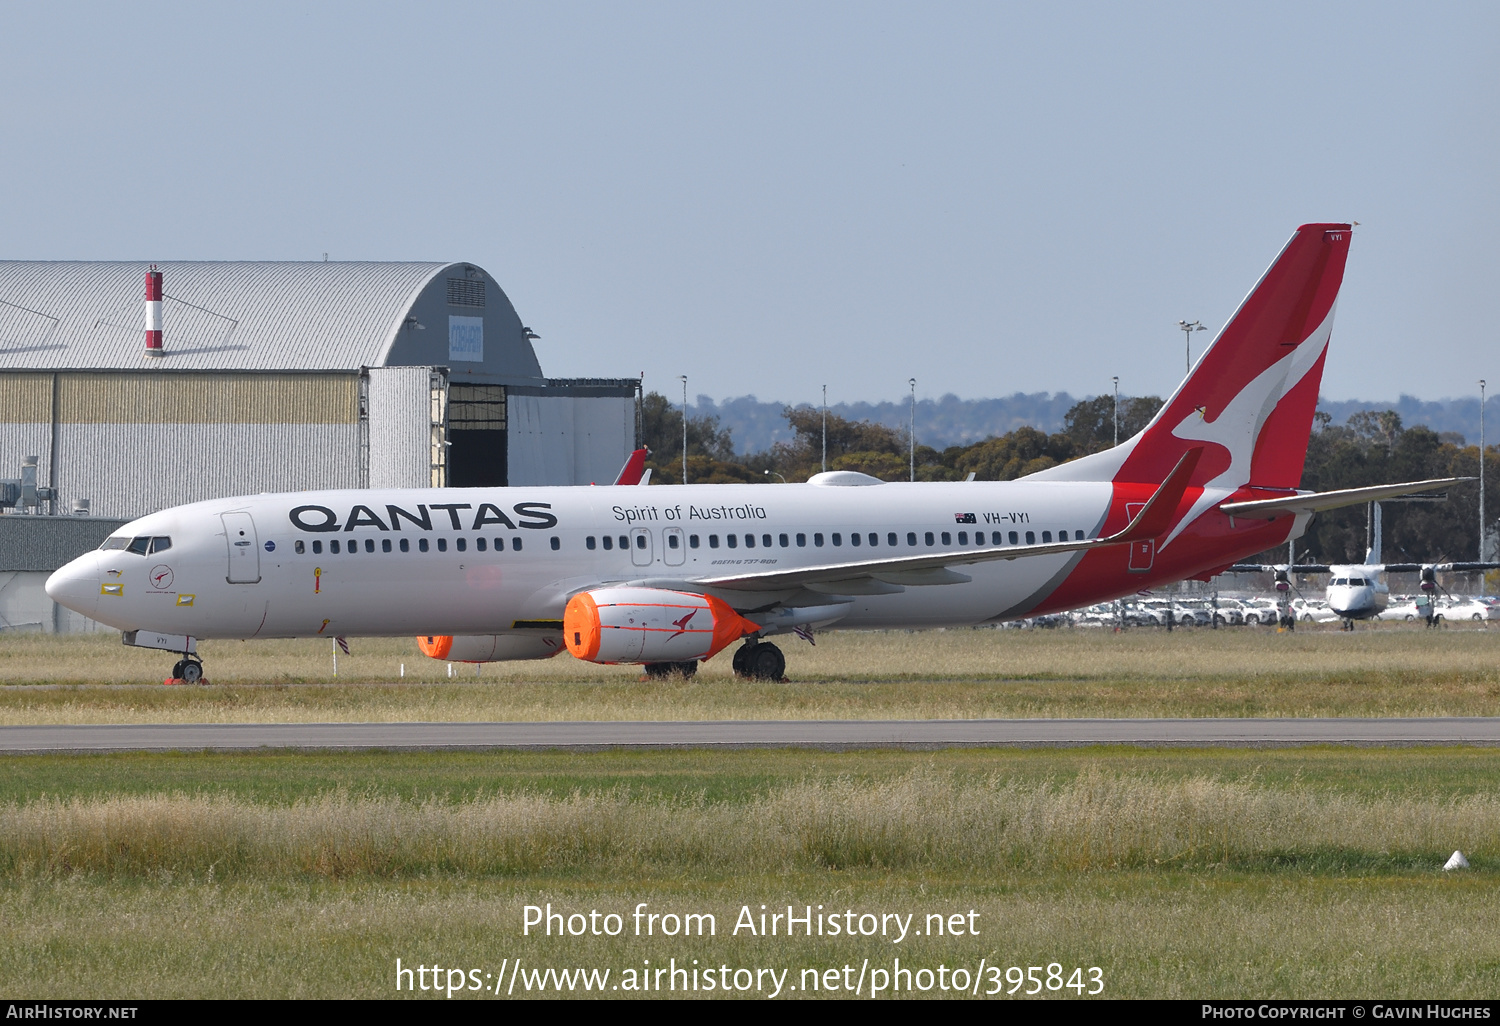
[0,261,544,382]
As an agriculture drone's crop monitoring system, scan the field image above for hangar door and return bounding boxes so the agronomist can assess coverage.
[449,384,507,487]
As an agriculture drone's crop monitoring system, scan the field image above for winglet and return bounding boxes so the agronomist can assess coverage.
[613,448,649,485]
[1110,447,1202,543]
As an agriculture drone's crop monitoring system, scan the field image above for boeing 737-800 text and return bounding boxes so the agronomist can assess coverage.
[46,223,1456,681]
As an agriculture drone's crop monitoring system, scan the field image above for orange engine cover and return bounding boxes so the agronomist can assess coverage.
[417,634,564,663]
[563,587,760,664]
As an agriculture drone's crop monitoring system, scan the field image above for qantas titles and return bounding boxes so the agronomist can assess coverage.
[289,502,558,534]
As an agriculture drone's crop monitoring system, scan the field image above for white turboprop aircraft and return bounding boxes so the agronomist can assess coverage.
[1229,502,1496,628]
[46,223,1463,682]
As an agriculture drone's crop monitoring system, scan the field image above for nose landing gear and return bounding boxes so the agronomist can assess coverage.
[169,658,205,685]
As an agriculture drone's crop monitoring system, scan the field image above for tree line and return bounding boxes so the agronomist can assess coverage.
[639,392,1498,564]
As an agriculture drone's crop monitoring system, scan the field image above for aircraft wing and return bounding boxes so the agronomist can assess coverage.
[1226,564,1332,574]
[1381,562,1500,574]
[696,448,1202,593]
[1218,478,1471,520]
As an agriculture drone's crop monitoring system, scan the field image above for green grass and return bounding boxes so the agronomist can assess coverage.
[2,628,1500,722]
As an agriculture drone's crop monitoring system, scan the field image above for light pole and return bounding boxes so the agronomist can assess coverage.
[679,375,688,486]
[1112,376,1119,447]
[909,378,917,482]
[821,384,828,474]
[1177,320,1206,377]
[1482,379,1488,561]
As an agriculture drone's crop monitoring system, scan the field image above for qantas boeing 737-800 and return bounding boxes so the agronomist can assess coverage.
[44,223,1465,682]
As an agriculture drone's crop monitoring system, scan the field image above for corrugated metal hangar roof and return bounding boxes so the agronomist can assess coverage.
[0,261,541,377]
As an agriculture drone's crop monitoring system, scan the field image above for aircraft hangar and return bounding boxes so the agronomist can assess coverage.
[0,260,639,520]
[0,260,638,632]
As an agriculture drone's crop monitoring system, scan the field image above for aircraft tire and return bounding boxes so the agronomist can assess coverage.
[732,643,753,677]
[747,643,785,682]
[643,662,674,679]
[676,660,698,679]
[179,659,203,685]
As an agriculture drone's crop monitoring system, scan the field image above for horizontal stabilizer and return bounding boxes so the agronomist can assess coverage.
[1219,478,1471,520]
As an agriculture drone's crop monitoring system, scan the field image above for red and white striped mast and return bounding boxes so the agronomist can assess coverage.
[144,265,163,356]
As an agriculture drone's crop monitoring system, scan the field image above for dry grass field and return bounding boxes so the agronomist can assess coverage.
[5,629,1500,998]
[0,625,1497,723]
[3,749,1500,998]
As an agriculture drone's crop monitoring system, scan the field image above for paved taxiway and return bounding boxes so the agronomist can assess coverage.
[3,718,1500,752]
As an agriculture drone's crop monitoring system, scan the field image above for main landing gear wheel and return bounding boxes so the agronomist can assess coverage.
[643,661,697,679]
[736,641,786,681]
[173,659,204,684]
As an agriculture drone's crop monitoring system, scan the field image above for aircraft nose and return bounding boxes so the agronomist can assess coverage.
[46,552,101,617]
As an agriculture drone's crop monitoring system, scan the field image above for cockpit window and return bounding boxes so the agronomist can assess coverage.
[149,537,172,554]
[125,537,151,556]
[100,536,129,550]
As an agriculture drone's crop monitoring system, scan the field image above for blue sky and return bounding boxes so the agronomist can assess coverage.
[3,2,1495,408]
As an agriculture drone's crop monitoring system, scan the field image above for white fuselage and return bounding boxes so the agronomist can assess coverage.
[1324,565,1389,620]
[48,479,1139,641]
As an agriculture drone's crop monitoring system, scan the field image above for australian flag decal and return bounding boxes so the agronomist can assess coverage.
[954,512,977,524]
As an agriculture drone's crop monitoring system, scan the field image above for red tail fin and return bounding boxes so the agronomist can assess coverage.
[1031,223,1352,492]
[613,448,649,486]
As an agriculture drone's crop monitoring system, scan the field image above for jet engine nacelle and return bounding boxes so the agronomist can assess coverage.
[417,634,565,663]
[563,587,761,665]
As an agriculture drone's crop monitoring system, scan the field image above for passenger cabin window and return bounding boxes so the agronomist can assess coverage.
[992,532,1002,544]
[331,540,341,554]
[957,531,967,544]
[437,538,447,552]
[512,538,522,551]
[382,539,392,553]
[618,536,628,550]
[832,533,842,546]
[924,532,935,546]
[635,535,646,549]
[399,539,409,552]
[313,540,323,554]
[602,536,613,550]
[744,534,754,548]
[849,532,859,546]
[796,533,807,547]
[690,534,700,548]
[779,534,789,547]
[1009,531,1019,544]
[869,533,879,546]
[709,535,720,548]
[456,538,467,552]
[888,533,898,546]
[762,534,772,547]
[295,540,305,554]
[477,538,487,552]
[418,539,428,552]
[364,539,374,553]
[1025,531,1035,544]
[907,532,917,546]
[727,535,738,548]
[586,536,597,550]
[941,532,951,545]
[551,537,560,550]
[668,534,680,549]
[1041,531,1052,543]
[814,533,824,547]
